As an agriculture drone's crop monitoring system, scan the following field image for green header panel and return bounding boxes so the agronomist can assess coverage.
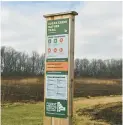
[47,18,69,35]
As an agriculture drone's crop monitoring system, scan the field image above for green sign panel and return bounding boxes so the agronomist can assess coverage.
[47,18,69,35]
[45,99,67,118]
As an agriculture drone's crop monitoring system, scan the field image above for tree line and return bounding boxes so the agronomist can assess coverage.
[1,46,122,78]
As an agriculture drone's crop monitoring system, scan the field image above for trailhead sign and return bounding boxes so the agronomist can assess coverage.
[44,11,78,125]
[45,18,69,118]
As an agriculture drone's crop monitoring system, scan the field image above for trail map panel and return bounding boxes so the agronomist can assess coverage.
[46,75,67,100]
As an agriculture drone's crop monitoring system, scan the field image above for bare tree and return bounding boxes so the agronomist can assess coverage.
[1,46,122,78]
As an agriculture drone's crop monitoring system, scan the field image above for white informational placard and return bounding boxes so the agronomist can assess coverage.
[46,75,67,100]
[46,34,68,59]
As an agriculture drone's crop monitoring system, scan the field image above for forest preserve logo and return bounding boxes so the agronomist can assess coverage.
[46,101,65,113]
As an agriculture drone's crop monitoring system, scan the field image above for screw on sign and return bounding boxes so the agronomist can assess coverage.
[54,48,57,53]
[60,38,63,43]
[48,48,51,53]
[59,48,63,52]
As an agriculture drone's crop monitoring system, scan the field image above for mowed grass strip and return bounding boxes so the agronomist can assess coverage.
[1,102,44,125]
[1,96,122,125]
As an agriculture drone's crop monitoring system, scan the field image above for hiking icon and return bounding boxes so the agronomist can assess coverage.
[57,102,65,112]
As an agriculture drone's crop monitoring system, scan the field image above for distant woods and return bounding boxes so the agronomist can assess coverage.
[1,46,122,78]
[1,46,45,77]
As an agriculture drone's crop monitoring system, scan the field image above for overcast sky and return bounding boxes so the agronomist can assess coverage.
[1,1,122,59]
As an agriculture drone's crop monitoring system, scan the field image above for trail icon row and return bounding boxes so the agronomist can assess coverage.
[48,48,63,53]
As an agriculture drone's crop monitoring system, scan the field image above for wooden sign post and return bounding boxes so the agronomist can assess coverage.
[43,11,78,125]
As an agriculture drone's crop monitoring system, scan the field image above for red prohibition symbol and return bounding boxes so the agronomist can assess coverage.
[60,38,63,43]
[59,48,63,52]
[48,48,51,53]
[54,48,57,53]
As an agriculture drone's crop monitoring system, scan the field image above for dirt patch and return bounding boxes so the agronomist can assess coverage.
[76,102,122,125]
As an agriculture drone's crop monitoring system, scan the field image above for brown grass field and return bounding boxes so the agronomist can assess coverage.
[1,76,122,102]
[1,76,122,125]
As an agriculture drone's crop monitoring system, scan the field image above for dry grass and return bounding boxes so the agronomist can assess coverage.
[1,77,121,85]
[1,76,122,102]
[74,96,122,110]
[73,96,122,125]
[75,77,121,84]
[1,76,44,85]
[1,77,122,125]
[76,101,122,125]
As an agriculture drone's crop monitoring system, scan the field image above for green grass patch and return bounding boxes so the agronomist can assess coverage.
[2,97,122,125]
[1,102,44,125]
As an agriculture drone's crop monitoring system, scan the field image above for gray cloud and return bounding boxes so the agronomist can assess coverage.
[1,1,122,59]
[75,1,122,59]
